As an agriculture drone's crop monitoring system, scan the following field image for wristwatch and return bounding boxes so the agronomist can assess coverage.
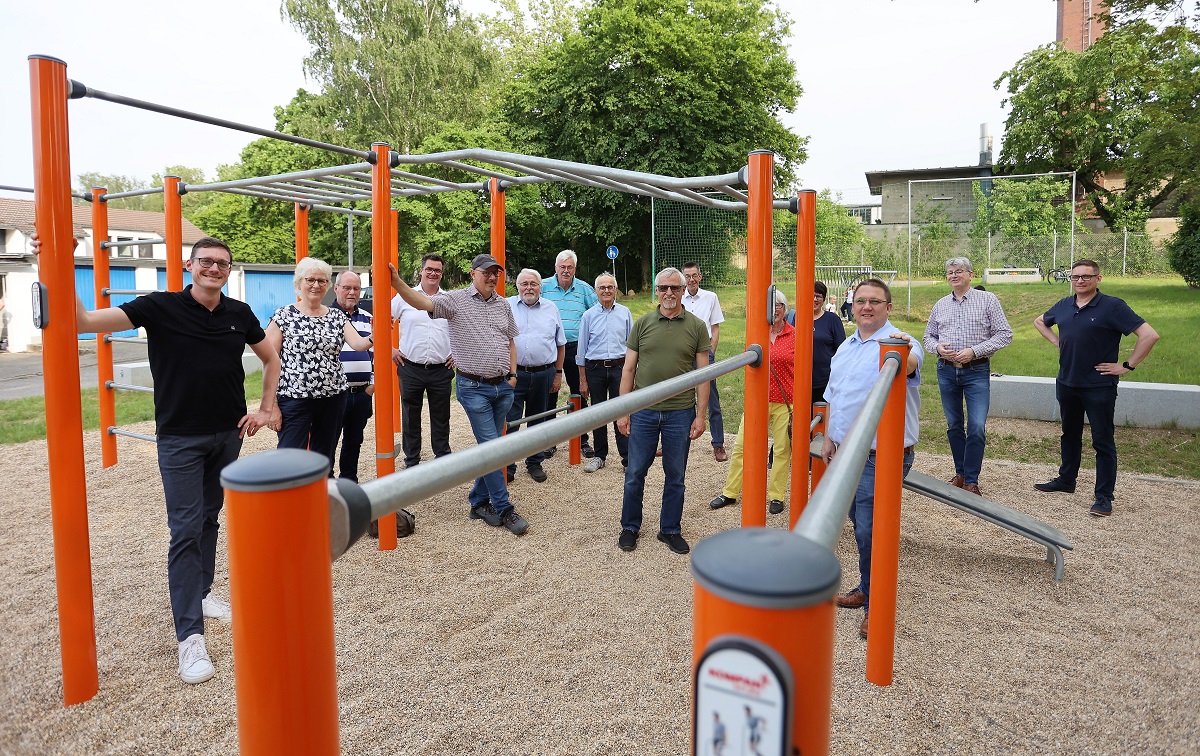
[1122,361,1135,371]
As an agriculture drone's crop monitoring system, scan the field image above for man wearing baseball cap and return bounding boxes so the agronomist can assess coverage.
[389,253,529,535]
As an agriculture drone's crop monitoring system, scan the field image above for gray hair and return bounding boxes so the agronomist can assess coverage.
[516,268,542,284]
[293,257,333,292]
[774,289,789,308]
[594,273,617,288]
[945,257,973,273]
[655,267,685,287]
[335,270,361,287]
[555,249,578,266]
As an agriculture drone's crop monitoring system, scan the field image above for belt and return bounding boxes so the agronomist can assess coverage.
[586,358,625,368]
[347,384,371,393]
[867,445,916,455]
[456,369,508,385]
[408,360,449,369]
[938,357,989,369]
[518,363,554,373]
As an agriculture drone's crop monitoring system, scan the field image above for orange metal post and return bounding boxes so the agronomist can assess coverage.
[295,203,309,262]
[790,189,817,526]
[490,178,506,294]
[92,188,117,468]
[865,340,910,686]
[568,395,582,465]
[30,54,99,706]
[692,529,840,756]
[810,401,829,493]
[741,151,774,528]
[390,208,401,434]
[222,450,339,755]
[371,144,397,550]
[163,175,183,292]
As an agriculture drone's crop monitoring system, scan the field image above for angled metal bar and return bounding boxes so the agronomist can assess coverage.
[185,163,373,194]
[101,187,164,200]
[435,160,524,183]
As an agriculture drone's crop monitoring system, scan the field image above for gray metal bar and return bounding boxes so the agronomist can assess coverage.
[359,348,761,523]
[100,238,164,249]
[102,288,156,296]
[507,402,573,430]
[391,169,469,190]
[186,163,373,194]
[108,427,157,443]
[219,188,374,216]
[809,412,824,433]
[106,380,154,394]
[436,160,523,182]
[104,335,148,344]
[101,187,164,200]
[394,182,489,198]
[793,353,902,549]
[263,181,366,203]
[290,178,372,200]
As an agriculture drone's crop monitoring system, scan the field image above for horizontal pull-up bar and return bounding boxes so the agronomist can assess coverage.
[104,336,147,345]
[358,347,762,532]
[105,380,154,394]
[102,288,157,297]
[67,79,372,160]
[185,163,373,194]
[108,427,157,443]
[100,239,163,250]
[101,187,164,201]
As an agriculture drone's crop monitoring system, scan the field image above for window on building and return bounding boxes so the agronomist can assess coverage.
[137,242,153,259]
[114,236,133,258]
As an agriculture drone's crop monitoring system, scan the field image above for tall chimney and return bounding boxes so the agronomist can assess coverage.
[979,123,993,166]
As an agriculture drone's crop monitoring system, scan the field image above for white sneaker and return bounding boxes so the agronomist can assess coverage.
[178,633,215,684]
[583,456,605,473]
[202,594,232,622]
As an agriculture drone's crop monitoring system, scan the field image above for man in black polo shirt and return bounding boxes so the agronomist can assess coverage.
[73,236,281,685]
[1033,258,1159,517]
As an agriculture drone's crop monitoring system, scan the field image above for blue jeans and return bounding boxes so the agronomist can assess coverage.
[277,393,349,473]
[1056,382,1118,502]
[621,407,696,535]
[506,365,554,476]
[848,448,915,613]
[337,389,373,482]
[457,375,515,514]
[936,361,991,486]
[157,431,243,641]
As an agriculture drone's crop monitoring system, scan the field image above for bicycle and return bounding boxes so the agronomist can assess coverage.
[1044,266,1070,283]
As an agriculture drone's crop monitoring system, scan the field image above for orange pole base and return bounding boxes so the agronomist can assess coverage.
[569,395,582,465]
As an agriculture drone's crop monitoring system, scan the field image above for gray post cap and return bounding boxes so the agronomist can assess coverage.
[691,528,841,609]
[221,449,330,492]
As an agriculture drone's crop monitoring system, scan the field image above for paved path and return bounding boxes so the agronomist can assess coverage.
[0,342,149,401]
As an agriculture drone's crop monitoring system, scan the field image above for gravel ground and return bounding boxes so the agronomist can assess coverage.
[1,407,1198,755]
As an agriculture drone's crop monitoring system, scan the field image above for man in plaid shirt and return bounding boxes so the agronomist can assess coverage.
[922,257,1012,497]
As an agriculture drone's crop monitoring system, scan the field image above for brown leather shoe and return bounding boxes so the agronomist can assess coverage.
[836,588,866,609]
[713,446,729,462]
[963,483,982,496]
[948,475,964,488]
[859,614,869,639]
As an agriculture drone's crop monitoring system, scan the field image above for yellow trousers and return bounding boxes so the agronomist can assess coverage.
[722,402,792,503]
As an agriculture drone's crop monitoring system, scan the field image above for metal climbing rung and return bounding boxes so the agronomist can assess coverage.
[102,288,157,297]
[106,380,154,394]
[104,335,148,344]
[108,427,157,443]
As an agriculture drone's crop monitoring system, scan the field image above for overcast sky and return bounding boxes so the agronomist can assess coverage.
[1,0,1056,205]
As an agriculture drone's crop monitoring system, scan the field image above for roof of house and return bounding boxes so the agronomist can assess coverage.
[865,164,994,195]
[0,197,207,242]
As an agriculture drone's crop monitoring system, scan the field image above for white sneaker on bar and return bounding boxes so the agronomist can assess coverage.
[177,633,215,684]
[202,594,232,622]
[582,456,605,473]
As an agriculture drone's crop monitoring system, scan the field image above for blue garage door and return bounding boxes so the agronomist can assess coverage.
[76,266,139,339]
[244,271,297,328]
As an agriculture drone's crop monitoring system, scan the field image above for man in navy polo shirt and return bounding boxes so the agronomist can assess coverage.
[1033,259,1159,517]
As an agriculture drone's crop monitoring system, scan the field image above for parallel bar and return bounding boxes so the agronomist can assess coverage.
[792,355,901,550]
[100,237,163,249]
[506,402,572,429]
[360,349,761,524]
[73,81,370,159]
[106,380,154,394]
[108,427,157,443]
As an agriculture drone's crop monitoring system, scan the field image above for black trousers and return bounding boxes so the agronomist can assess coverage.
[549,340,588,446]
[584,363,629,462]
[399,360,454,467]
[506,365,555,475]
[337,389,373,482]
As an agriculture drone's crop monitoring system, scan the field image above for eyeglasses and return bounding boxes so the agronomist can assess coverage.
[853,298,888,306]
[597,285,617,291]
[475,269,500,279]
[193,257,231,271]
[422,267,443,274]
[303,277,330,287]
[656,284,684,293]
[337,285,361,292]
[947,270,969,277]
[1068,274,1097,282]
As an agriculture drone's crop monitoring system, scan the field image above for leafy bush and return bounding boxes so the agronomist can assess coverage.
[1167,201,1200,288]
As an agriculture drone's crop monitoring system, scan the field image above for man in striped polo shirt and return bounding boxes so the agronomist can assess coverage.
[388,253,529,536]
[542,250,599,458]
[333,271,374,482]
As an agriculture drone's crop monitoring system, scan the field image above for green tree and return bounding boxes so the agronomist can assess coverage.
[281,0,499,154]
[76,167,216,223]
[502,0,807,286]
[996,21,1200,230]
[968,177,1082,239]
[75,173,151,210]
[814,190,866,249]
[1167,201,1200,287]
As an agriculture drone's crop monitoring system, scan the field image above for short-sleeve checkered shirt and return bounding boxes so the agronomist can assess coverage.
[431,284,519,378]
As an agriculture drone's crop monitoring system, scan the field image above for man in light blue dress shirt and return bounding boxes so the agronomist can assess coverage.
[820,278,924,641]
[577,273,634,472]
[507,269,567,483]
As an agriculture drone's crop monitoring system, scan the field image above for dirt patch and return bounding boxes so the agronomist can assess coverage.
[2,407,1198,754]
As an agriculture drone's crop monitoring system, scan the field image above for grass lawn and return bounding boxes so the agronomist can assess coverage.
[4,276,1196,477]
